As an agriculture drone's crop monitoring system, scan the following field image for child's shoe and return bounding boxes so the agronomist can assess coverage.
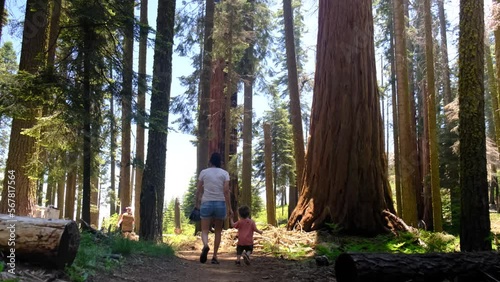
[242,251,250,265]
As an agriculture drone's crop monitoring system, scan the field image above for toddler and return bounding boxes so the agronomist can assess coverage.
[230,205,263,265]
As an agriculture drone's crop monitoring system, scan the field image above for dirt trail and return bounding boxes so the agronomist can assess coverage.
[89,248,336,282]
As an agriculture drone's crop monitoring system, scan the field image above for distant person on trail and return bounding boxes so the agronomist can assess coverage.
[117,206,134,237]
[230,205,263,266]
[195,152,232,264]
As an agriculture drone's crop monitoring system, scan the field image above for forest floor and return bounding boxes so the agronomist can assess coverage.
[88,210,500,282]
[2,227,336,282]
[88,247,335,282]
[88,228,337,282]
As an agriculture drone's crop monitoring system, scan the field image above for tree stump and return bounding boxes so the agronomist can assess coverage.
[0,214,80,269]
[335,252,500,282]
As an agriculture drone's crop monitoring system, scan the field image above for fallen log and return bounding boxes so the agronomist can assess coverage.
[335,251,500,282]
[0,214,80,269]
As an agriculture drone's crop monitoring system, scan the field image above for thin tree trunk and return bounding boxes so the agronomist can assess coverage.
[421,83,432,230]
[241,0,255,214]
[389,12,402,217]
[75,175,81,222]
[119,0,134,211]
[288,173,297,218]
[135,0,148,234]
[423,0,442,232]
[406,0,424,222]
[393,0,418,226]
[46,173,54,206]
[486,39,500,152]
[81,18,93,226]
[283,0,305,208]
[140,0,176,241]
[229,92,239,223]
[264,123,276,226]
[90,171,99,227]
[494,0,500,119]
[490,165,497,209]
[437,0,452,105]
[37,178,44,206]
[110,95,116,216]
[47,0,62,67]
[197,0,215,175]
[486,40,500,210]
[64,154,77,220]
[57,174,65,218]
[438,0,459,229]
[497,180,500,212]
[224,2,240,212]
[174,198,180,230]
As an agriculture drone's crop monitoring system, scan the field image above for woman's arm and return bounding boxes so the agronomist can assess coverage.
[224,180,231,217]
[195,180,204,209]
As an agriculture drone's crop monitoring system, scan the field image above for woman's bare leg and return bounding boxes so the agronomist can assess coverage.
[212,219,224,258]
[201,218,211,248]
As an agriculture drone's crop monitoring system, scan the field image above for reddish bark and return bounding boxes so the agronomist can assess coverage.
[287,0,395,235]
[208,59,226,156]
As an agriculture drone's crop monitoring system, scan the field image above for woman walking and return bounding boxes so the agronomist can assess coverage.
[195,152,232,264]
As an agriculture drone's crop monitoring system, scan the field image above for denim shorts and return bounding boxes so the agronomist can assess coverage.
[200,201,226,220]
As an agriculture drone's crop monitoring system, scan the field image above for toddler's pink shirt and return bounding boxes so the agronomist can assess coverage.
[234,218,258,246]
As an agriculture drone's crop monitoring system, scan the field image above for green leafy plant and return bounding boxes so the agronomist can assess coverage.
[101,213,120,233]
[324,222,343,234]
[315,243,342,261]
[420,231,458,252]
[66,231,174,281]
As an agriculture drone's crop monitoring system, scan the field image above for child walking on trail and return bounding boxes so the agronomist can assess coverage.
[230,205,263,266]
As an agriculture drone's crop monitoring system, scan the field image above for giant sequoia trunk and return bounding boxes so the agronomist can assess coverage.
[140,0,175,241]
[287,0,395,235]
[458,0,491,251]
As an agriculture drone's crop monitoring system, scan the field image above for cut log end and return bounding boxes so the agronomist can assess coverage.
[0,215,81,269]
[57,220,80,268]
[334,253,358,282]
